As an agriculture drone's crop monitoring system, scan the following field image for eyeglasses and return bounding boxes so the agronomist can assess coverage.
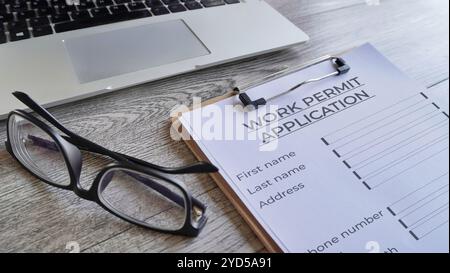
[5,92,218,237]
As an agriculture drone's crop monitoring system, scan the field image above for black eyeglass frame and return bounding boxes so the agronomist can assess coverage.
[5,91,219,237]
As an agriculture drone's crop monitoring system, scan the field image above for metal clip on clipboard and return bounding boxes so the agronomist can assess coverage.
[233,56,351,109]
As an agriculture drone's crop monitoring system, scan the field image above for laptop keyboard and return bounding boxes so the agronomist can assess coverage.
[0,0,240,44]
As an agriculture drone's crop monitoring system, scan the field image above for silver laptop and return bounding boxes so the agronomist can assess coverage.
[0,0,309,117]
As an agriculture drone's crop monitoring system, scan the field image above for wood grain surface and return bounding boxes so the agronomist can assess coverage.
[0,0,448,252]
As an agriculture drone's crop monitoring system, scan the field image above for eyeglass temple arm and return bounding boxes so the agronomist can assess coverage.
[64,135,218,174]
[13,91,218,174]
[117,152,218,174]
[61,133,218,174]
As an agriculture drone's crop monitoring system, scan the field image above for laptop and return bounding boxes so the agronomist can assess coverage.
[0,0,309,117]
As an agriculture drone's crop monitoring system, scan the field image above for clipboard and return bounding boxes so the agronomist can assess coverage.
[171,50,353,253]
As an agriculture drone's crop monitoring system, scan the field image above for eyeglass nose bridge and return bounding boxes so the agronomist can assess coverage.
[39,137,92,200]
[58,137,98,201]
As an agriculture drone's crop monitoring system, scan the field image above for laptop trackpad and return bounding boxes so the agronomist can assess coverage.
[64,20,210,84]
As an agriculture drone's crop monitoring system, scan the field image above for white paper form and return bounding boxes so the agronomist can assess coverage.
[180,44,449,253]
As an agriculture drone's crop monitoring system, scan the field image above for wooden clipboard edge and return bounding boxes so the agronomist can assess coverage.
[171,91,282,253]
[183,134,282,253]
[171,46,359,253]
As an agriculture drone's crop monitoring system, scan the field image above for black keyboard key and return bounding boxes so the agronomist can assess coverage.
[37,7,53,16]
[145,0,164,7]
[76,1,96,10]
[109,4,128,15]
[0,32,6,44]
[91,7,110,17]
[51,13,71,23]
[29,16,50,27]
[114,0,133,4]
[185,1,202,10]
[32,24,53,37]
[16,10,38,20]
[127,9,151,19]
[151,6,170,15]
[30,1,50,9]
[168,4,186,13]
[7,20,28,30]
[9,3,28,12]
[201,0,225,7]
[162,0,180,4]
[224,0,239,3]
[95,0,114,7]
[9,28,30,41]
[71,10,91,20]
[58,4,77,13]
[0,13,14,22]
[50,0,66,5]
[128,2,146,10]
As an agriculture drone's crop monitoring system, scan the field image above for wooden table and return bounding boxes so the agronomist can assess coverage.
[0,0,448,253]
